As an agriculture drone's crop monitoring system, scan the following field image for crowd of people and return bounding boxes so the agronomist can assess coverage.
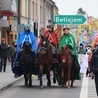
[0,39,17,72]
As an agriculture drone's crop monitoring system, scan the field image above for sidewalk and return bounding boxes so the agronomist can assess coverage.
[0,62,23,92]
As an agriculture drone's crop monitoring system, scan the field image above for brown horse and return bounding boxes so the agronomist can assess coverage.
[38,35,53,88]
[60,46,76,88]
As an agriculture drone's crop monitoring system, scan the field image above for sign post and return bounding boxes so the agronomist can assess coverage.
[54,15,87,25]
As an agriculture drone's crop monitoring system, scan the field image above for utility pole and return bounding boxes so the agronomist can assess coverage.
[28,0,31,24]
[0,14,3,44]
[44,0,46,28]
[37,0,40,37]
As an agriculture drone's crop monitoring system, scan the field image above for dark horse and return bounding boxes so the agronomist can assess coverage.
[19,41,35,87]
[60,46,76,88]
[38,35,53,88]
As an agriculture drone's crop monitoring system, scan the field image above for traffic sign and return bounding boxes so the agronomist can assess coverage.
[54,15,87,25]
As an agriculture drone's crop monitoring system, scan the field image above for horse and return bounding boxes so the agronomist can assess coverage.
[60,46,76,88]
[19,41,35,87]
[38,35,53,88]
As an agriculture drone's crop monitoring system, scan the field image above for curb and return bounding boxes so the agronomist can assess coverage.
[0,76,23,93]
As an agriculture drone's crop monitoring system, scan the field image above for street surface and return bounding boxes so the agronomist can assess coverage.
[0,75,82,98]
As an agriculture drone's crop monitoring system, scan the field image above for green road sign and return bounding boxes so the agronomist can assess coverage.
[54,15,87,25]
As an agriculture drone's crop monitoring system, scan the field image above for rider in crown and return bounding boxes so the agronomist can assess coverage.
[58,27,80,79]
[38,22,59,63]
[13,24,37,78]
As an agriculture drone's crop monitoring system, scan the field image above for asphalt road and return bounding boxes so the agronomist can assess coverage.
[0,75,82,98]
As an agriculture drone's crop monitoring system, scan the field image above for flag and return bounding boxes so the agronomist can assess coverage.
[92,32,98,47]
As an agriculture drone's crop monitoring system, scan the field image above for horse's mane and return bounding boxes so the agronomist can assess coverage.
[19,41,34,65]
[60,46,73,63]
[60,46,70,56]
[38,35,53,63]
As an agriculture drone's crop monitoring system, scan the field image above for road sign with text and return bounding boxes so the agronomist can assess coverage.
[54,15,87,25]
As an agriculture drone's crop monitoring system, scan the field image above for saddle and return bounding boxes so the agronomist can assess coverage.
[68,49,80,70]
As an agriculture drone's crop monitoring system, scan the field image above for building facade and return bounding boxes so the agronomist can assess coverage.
[0,0,18,44]
[0,0,59,44]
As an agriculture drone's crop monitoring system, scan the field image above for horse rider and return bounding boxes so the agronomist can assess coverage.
[38,23,58,63]
[58,27,80,69]
[13,24,37,71]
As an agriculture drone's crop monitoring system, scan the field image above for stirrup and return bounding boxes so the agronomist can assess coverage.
[16,62,19,66]
[52,59,58,63]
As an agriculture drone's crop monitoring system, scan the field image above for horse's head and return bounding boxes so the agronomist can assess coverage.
[60,46,69,63]
[40,35,49,54]
[23,41,31,51]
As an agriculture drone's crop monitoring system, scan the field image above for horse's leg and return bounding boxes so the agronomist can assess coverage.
[53,64,56,84]
[61,66,65,87]
[71,65,75,87]
[23,67,28,87]
[71,80,74,87]
[28,65,32,87]
[47,70,51,87]
[24,73,28,87]
[68,68,71,89]
[39,64,43,88]
[53,70,56,84]
[65,69,67,88]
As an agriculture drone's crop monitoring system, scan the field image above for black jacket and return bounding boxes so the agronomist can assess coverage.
[1,43,9,58]
[90,49,98,73]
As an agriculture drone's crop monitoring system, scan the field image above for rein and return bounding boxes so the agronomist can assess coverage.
[61,55,67,60]
[41,47,47,51]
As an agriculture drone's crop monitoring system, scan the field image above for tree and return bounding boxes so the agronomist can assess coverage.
[77,7,86,15]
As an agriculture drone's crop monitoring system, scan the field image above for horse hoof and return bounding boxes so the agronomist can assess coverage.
[40,85,43,89]
[53,78,56,84]
[25,83,28,88]
[68,87,70,89]
[29,84,32,87]
[62,84,66,88]
[47,86,50,88]
[47,84,51,87]
[71,85,73,87]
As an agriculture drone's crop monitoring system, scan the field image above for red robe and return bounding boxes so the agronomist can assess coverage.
[39,27,60,49]
[43,31,58,49]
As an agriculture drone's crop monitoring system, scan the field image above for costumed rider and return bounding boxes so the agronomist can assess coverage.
[38,23,58,63]
[13,24,37,77]
[58,27,80,68]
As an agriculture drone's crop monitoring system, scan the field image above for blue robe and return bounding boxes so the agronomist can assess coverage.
[17,31,37,53]
[12,30,39,77]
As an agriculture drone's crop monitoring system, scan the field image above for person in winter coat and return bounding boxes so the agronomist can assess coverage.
[0,40,9,72]
[90,47,98,96]
[9,40,17,70]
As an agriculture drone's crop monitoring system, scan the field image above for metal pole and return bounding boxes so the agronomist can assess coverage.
[37,0,40,37]
[0,31,1,44]
[28,0,31,24]
[44,0,46,28]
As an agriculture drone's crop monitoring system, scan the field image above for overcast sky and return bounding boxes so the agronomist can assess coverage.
[53,0,98,18]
